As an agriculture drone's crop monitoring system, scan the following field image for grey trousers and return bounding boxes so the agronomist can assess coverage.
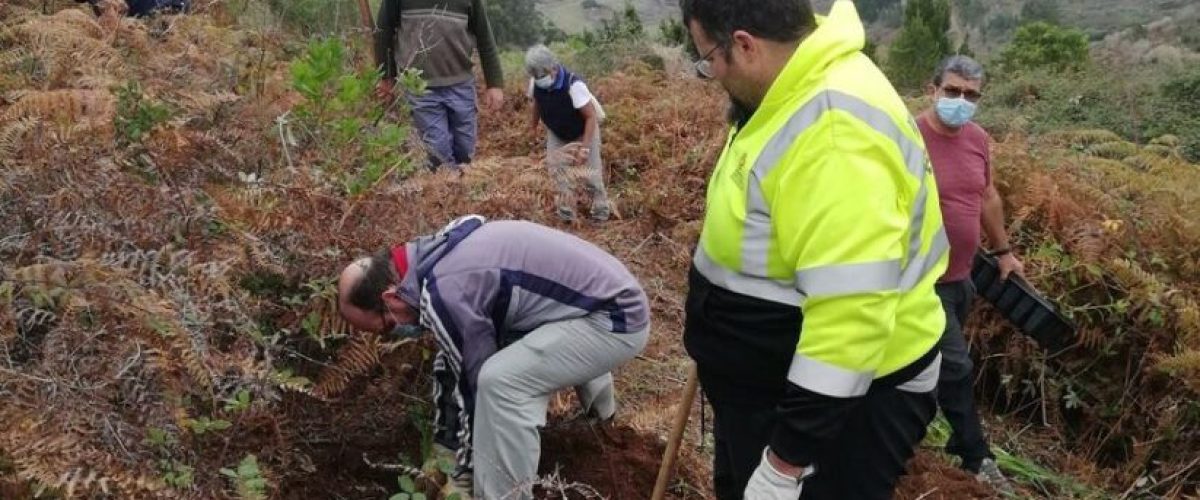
[472,312,648,500]
[546,129,611,221]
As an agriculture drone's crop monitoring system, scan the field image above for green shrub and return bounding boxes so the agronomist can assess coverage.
[998,22,1089,73]
[979,64,1200,164]
[884,0,952,92]
[487,0,557,48]
[114,81,173,145]
[267,0,359,35]
[288,37,421,195]
[658,17,687,47]
[560,4,656,77]
[1019,0,1063,25]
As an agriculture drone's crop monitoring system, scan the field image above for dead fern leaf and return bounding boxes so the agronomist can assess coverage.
[312,331,384,399]
[0,117,38,159]
[1155,350,1200,394]
[2,89,115,130]
[1166,294,1200,346]
[1108,258,1165,302]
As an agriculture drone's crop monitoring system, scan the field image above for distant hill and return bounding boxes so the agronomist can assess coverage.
[539,0,678,34]
[542,0,1200,55]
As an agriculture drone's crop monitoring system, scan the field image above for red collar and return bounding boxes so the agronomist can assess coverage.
[390,244,409,281]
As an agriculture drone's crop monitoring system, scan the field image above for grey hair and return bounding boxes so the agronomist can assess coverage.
[524,44,558,76]
[932,55,985,86]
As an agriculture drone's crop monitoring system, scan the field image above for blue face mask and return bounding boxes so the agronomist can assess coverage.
[534,74,555,89]
[389,322,425,339]
[935,97,977,128]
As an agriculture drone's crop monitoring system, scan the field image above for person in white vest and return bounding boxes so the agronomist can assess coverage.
[524,45,612,223]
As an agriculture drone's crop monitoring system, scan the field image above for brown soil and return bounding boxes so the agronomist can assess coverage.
[896,452,998,500]
[538,419,709,500]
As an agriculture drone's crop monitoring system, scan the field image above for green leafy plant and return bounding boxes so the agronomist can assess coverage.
[270,367,313,392]
[159,460,195,489]
[220,455,268,500]
[223,389,253,413]
[486,0,556,48]
[184,416,232,435]
[288,37,423,196]
[389,475,426,500]
[998,22,1089,73]
[114,81,173,145]
[657,17,687,47]
[143,427,178,450]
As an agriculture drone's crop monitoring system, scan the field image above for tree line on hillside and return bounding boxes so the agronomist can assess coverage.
[882,0,1199,161]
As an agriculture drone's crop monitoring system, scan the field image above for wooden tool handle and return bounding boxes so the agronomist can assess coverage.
[651,363,700,500]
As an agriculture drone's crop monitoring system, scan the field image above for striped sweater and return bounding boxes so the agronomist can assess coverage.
[373,0,504,88]
[396,216,649,472]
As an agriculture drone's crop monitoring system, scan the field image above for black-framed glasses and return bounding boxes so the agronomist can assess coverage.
[694,44,723,80]
[940,85,983,103]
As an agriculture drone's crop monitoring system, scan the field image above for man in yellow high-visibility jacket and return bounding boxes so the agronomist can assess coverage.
[680,1,949,498]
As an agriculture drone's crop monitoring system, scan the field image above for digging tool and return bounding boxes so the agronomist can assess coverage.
[651,362,699,500]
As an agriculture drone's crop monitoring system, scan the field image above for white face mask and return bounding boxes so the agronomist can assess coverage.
[534,74,555,89]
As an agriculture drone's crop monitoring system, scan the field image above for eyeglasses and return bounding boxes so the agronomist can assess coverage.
[940,85,983,103]
[694,44,723,80]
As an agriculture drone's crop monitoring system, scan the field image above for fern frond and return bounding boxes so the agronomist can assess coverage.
[1155,350,1200,394]
[1149,134,1180,148]
[1122,153,1163,172]
[1141,144,1177,159]
[0,117,38,159]
[0,45,28,70]
[1044,129,1121,148]
[312,332,384,399]
[1086,141,1139,160]
[1,89,115,129]
[175,335,214,391]
[1108,258,1166,302]
[1166,294,1200,346]
[15,307,57,331]
[46,8,108,40]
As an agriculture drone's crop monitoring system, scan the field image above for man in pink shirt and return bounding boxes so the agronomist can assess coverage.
[918,55,1023,492]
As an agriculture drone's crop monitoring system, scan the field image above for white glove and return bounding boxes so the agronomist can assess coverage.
[744,448,805,500]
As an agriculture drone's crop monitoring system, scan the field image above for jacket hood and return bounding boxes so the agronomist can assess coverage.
[397,215,487,307]
[757,1,867,116]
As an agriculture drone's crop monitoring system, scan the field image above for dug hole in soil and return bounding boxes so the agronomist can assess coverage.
[538,420,679,499]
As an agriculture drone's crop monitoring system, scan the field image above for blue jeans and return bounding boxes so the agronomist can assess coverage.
[407,78,478,169]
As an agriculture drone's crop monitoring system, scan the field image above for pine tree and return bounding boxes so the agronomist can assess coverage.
[958,33,975,58]
[884,0,952,92]
[486,0,551,48]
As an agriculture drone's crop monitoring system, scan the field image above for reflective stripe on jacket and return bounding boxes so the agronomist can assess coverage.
[693,0,947,400]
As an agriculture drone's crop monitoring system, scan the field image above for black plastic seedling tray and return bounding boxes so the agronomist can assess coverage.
[970,251,1076,351]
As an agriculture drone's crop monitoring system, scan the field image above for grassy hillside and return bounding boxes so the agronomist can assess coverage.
[539,0,678,34]
[552,0,1199,53]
